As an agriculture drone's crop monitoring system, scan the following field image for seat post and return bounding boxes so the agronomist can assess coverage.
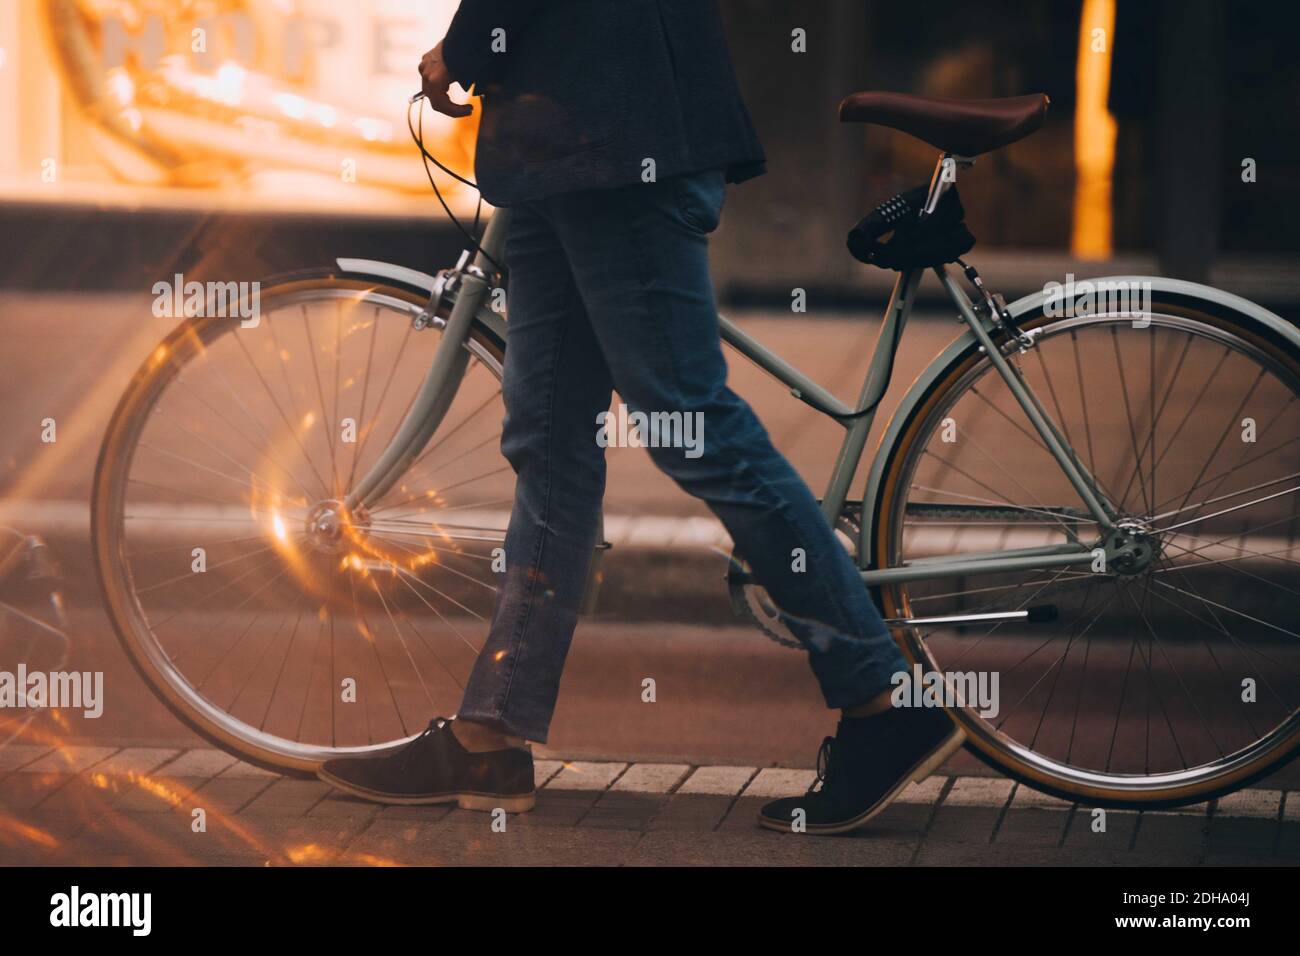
[920,152,973,218]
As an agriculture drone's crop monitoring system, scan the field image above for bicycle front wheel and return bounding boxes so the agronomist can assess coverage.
[871,293,1300,807]
[92,272,508,773]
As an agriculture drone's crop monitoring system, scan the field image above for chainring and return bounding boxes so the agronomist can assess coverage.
[725,502,863,648]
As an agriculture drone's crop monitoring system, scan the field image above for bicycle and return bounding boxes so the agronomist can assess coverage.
[92,90,1300,808]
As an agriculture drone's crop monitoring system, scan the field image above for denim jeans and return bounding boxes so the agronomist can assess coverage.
[457,168,908,742]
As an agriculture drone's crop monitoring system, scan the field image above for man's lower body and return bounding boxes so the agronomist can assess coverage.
[320,170,963,833]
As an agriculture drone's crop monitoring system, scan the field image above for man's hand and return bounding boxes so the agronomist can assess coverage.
[419,41,472,118]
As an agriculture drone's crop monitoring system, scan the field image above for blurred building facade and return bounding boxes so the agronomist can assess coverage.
[1,0,1297,303]
[716,0,1300,301]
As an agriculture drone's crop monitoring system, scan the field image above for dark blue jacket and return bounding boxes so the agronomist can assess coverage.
[442,0,766,206]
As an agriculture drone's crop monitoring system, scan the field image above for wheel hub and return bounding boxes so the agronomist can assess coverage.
[1103,518,1161,576]
[303,500,368,553]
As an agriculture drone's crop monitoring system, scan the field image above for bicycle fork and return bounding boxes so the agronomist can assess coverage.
[344,219,508,514]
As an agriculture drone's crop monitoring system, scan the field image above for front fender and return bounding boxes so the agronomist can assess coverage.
[334,257,508,343]
[858,275,1299,560]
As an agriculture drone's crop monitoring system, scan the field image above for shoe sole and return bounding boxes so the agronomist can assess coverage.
[316,767,536,812]
[757,725,967,835]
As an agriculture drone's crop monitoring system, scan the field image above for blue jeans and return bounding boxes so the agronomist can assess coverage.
[457,169,908,742]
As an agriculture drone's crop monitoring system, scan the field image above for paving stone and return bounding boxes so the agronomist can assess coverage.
[218,760,280,779]
[157,749,238,780]
[915,841,1119,867]
[1064,807,1137,851]
[1201,848,1279,866]
[628,830,915,867]
[534,759,564,788]
[677,765,755,796]
[191,776,276,815]
[1009,783,1074,810]
[610,763,689,793]
[865,800,933,837]
[1134,813,1208,858]
[87,747,179,777]
[1205,815,1278,853]
[741,768,817,798]
[48,824,162,866]
[1282,792,1300,821]
[580,792,666,830]
[926,805,1002,844]
[338,819,440,866]
[0,771,73,812]
[0,745,52,772]
[1214,789,1281,819]
[23,778,113,841]
[442,818,643,866]
[544,761,626,791]
[116,799,276,864]
[114,776,205,813]
[22,745,117,774]
[1143,801,1211,817]
[945,776,1015,807]
[0,805,63,862]
[378,803,454,823]
[719,795,768,832]
[995,807,1069,847]
[203,816,368,865]
[1122,848,1206,866]
[113,809,365,865]
[273,821,377,865]
[647,793,734,832]
[1274,823,1300,858]
[241,779,332,817]
[896,775,947,804]
[62,805,218,865]
[344,816,639,866]
[307,791,383,821]
[509,788,598,827]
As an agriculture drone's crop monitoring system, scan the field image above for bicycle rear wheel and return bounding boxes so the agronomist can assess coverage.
[871,295,1300,807]
[93,272,508,773]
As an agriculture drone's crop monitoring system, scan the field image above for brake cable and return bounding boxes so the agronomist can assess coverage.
[406,97,503,277]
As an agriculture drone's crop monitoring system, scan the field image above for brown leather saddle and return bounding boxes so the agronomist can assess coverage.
[838,91,1050,156]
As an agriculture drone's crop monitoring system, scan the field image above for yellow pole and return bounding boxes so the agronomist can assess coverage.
[1071,0,1117,260]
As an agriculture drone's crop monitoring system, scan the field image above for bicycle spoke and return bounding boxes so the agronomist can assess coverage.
[301,306,340,496]
[1153,482,1300,535]
[1109,326,1152,514]
[344,308,383,493]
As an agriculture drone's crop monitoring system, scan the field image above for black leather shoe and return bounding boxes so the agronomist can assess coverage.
[758,706,964,835]
[318,717,535,810]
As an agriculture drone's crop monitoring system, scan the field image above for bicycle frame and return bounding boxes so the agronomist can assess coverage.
[346,153,1121,590]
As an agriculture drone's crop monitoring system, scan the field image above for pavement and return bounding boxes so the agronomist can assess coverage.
[3,741,1299,867]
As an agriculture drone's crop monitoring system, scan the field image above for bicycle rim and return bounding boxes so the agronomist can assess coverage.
[871,302,1300,807]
